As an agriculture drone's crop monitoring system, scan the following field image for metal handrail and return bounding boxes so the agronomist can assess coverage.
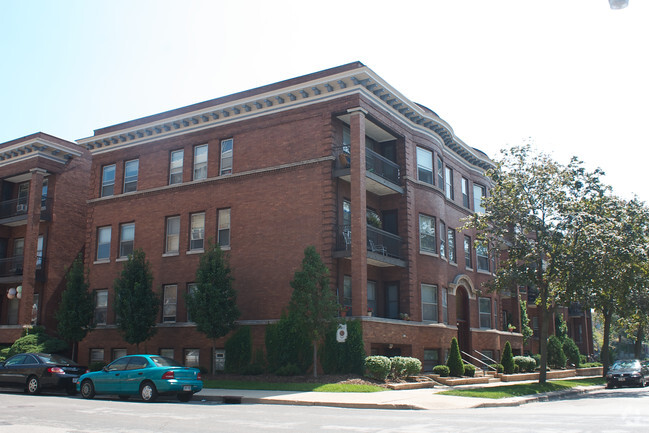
[474,349,498,366]
[461,350,496,371]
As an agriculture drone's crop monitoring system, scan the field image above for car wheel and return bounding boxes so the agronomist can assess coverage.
[26,376,41,395]
[177,392,193,402]
[118,395,130,401]
[140,381,158,402]
[80,380,96,399]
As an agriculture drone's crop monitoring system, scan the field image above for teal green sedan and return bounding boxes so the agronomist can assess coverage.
[78,355,203,402]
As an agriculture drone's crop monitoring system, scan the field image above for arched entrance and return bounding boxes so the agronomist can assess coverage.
[456,286,471,355]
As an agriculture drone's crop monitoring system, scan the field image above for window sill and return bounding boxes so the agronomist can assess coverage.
[116,257,129,262]
[186,249,204,255]
[419,250,438,258]
[220,245,231,251]
[477,269,491,275]
[162,252,180,258]
[93,259,110,265]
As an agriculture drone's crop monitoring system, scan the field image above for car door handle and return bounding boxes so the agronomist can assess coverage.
[138,373,143,375]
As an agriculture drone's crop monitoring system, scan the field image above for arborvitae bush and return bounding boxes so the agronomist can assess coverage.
[320,320,365,375]
[275,363,301,376]
[548,335,567,368]
[432,365,450,377]
[501,341,515,374]
[446,338,465,377]
[224,326,252,373]
[364,356,391,381]
[562,338,581,368]
[463,363,476,377]
[265,313,311,374]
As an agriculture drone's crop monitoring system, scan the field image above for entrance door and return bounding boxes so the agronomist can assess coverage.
[456,286,471,355]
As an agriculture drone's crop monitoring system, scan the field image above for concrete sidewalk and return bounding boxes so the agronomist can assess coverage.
[194,380,604,410]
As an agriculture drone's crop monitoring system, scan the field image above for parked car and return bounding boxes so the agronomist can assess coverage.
[78,355,203,402]
[605,359,649,388]
[0,353,87,395]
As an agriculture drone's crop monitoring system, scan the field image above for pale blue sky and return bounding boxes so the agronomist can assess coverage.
[1,0,647,201]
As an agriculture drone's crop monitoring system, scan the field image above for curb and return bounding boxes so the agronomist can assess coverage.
[197,394,423,410]
[473,385,603,408]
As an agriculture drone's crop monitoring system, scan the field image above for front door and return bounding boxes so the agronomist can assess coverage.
[456,286,471,355]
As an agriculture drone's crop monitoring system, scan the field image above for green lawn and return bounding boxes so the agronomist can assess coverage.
[439,377,605,399]
[203,380,386,393]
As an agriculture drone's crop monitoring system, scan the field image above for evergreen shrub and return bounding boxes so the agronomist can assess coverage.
[463,363,476,377]
[513,356,537,373]
[547,335,567,368]
[562,338,581,368]
[490,363,503,373]
[320,320,365,375]
[224,326,252,373]
[364,356,391,381]
[446,338,465,377]
[432,365,450,377]
[275,363,301,376]
[501,341,515,374]
[265,313,311,374]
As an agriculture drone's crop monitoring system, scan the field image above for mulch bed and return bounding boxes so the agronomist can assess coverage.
[203,373,432,389]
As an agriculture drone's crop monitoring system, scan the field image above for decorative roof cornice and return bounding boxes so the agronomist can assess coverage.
[78,63,493,170]
[0,136,83,166]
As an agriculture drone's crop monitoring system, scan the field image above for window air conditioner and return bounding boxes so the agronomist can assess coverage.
[16,204,27,212]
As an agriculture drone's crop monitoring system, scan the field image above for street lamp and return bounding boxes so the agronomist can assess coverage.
[609,0,629,9]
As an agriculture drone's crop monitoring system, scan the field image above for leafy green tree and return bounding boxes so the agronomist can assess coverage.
[288,246,339,378]
[465,145,602,383]
[186,241,240,374]
[446,337,465,377]
[518,296,533,346]
[113,249,158,353]
[55,255,95,360]
[501,341,515,374]
[555,314,568,341]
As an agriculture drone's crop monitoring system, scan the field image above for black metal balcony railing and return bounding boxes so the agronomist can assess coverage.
[0,197,52,221]
[336,225,403,260]
[334,148,400,186]
[0,256,24,277]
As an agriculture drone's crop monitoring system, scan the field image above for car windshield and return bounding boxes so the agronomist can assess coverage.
[150,356,183,367]
[36,354,77,366]
[611,360,640,370]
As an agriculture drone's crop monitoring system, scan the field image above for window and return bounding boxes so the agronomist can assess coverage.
[416,147,433,184]
[220,138,233,175]
[41,178,48,209]
[101,164,115,197]
[422,284,438,322]
[163,284,177,323]
[342,125,351,154]
[112,348,127,360]
[436,156,444,188]
[193,144,208,180]
[190,213,205,251]
[184,349,200,367]
[473,184,486,213]
[218,208,230,248]
[423,349,440,372]
[494,300,498,331]
[94,289,108,325]
[419,214,436,253]
[367,280,376,314]
[476,244,489,272]
[343,275,352,314]
[462,177,470,208]
[444,166,454,200]
[32,293,40,325]
[187,283,197,322]
[442,288,448,324]
[119,223,134,258]
[90,349,105,363]
[160,348,175,359]
[439,221,446,258]
[165,216,180,254]
[97,226,111,261]
[36,235,44,268]
[7,298,19,324]
[447,228,456,263]
[123,159,139,193]
[479,297,492,328]
[169,149,184,184]
[464,235,472,269]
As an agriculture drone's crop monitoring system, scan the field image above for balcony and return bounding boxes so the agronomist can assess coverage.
[334,225,406,267]
[334,148,403,196]
[0,197,52,226]
[0,256,23,282]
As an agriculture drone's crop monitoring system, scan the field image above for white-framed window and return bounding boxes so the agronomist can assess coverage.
[101,164,116,197]
[439,221,446,258]
[473,184,486,213]
[461,177,470,208]
[479,297,492,328]
[416,147,433,185]
[112,348,127,360]
[97,226,111,261]
[220,138,233,175]
[367,280,376,314]
[419,214,436,253]
[119,223,134,258]
[90,348,105,363]
[123,159,139,193]
[464,235,472,269]
[447,228,456,264]
[160,348,175,359]
[193,144,208,180]
[476,244,489,272]
[190,213,205,251]
[422,283,438,322]
[218,208,230,248]
[442,288,448,324]
[184,349,200,368]
[163,284,177,323]
[444,166,454,200]
[187,283,197,322]
[436,156,444,188]
[343,275,352,314]
[165,216,180,254]
[169,149,184,185]
[94,289,108,325]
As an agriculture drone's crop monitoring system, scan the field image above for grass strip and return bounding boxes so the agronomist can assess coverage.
[439,377,605,399]
[203,380,386,393]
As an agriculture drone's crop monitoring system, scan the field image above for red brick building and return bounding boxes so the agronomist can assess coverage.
[72,62,592,370]
[0,133,90,345]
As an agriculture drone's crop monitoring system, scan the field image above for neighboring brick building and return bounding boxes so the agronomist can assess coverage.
[0,133,90,345]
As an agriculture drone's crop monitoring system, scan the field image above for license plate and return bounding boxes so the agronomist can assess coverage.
[183,385,191,391]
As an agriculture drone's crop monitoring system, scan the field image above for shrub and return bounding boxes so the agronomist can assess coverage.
[432,365,450,377]
[446,338,465,377]
[548,335,567,369]
[364,356,391,381]
[265,313,311,374]
[513,356,537,373]
[224,326,252,373]
[404,357,422,377]
[390,357,422,379]
[489,363,503,373]
[241,363,265,375]
[580,354,587,365]
[463,364,476,377]
[514,364,520,373]
[275,363,301,376]
[562,338,581,368]
[580,362,602,368]
[532,353,541,367]
[4,328,67,358]
[320,320,365,375]
[501,341,515,374]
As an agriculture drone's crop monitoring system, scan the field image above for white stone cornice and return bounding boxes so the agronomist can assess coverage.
[0,138,83,166]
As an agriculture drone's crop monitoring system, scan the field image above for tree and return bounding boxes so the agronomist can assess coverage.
[55,255,95,360]
[501,341,514,374]
[113,249,158,353]
[518,295,533,346]
[185,241,239,374]
[465,145,601,383]
[446,337,465,377]
[287,245,339,378]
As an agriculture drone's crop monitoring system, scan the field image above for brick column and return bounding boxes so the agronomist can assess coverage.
[19,168,45,325]
[349,108,367,318]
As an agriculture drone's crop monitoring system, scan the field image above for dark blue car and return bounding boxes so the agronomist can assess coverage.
[78,355,203,402]
[0,353,87,395]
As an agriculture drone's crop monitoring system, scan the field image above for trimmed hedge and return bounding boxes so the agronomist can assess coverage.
[513,355,537,373]
[463,363,476,377]
[265,313,311,374]
[490,363,504,373]
[390,356,422,379]
[432,365,450,377]
[321,320,365,375]
[224,326,252,373]
[365,356,391,381]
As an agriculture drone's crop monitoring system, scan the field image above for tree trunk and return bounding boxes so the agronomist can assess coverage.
[601,311,612,376]
[212,341,216,375]
[538,305,550,384]
[313,340,318,378]
[634,325,644,359]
